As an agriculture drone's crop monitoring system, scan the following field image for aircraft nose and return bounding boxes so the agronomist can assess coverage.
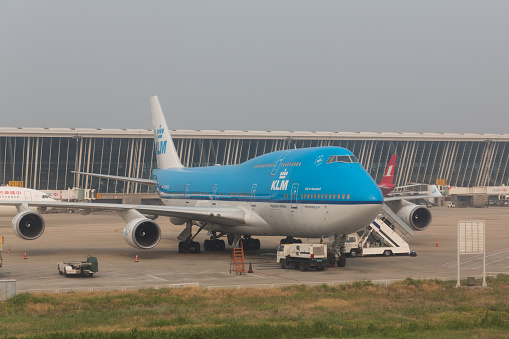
[360,182,383,203]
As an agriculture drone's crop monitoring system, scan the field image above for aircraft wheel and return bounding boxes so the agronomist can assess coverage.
[337,254,346,267]
[179,241,191,253]
[191,241,200,254]
[215,240,225,251]
[204,239,212,251]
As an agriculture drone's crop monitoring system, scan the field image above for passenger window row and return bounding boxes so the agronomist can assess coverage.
[280,162,301,167]
[254,163,276,168]
[300,193,350,200]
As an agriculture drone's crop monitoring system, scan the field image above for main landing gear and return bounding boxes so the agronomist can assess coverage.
[204,232,226,252]
[178,241,201,254]
[177,222,261,253]
[239,237,260,251]
[328,234,347,267]
[177,220,204,254]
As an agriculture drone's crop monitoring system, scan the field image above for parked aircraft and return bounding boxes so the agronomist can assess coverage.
[377,155,442,232]
[0,186,55,216]
[0,96,437,266]
[0,186,55,239]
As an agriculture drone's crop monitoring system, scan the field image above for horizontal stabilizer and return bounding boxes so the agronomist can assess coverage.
[72,171,158,186]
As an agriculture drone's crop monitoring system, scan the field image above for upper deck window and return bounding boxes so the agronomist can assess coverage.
[326,155,359,164]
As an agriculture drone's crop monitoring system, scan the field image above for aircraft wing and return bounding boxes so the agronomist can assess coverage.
[0,201,246,226]
[384,194,441,202]
[385,184,443,201]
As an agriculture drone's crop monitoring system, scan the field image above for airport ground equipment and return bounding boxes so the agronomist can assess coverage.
[57,256,98,277]
[345,216,411,257]
[230,244,246,274]
[277,243,327,271]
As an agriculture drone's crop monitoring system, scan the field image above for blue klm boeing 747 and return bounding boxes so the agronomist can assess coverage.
[0,96,435,267]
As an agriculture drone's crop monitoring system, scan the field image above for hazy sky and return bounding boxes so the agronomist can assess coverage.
[1,1,508,133]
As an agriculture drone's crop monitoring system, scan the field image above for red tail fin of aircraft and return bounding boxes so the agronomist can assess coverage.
[378,154,397,196]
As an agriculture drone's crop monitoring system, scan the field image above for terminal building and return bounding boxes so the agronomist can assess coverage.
[1,128,508,205]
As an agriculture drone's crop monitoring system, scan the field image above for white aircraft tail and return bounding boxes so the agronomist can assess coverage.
[150,96,184,169]
[428,185,443,197]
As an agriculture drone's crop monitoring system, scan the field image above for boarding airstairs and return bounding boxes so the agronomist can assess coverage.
[380,204,414,236]
[344,206,413,257]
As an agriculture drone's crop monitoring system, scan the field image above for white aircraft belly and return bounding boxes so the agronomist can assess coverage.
[257,203,381,237]
[160,197,381,238]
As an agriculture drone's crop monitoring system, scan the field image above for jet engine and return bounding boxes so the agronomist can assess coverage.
[123,218,161,249]
[12,211,45,240]
[391,200,432,231]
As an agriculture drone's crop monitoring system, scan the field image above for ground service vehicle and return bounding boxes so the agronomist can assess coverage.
[58,256,99,277]
[344,216,411,257]
[277,243,327,271]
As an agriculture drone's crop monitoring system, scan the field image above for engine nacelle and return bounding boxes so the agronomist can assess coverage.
[395,203,432,231]
[123,218,161,249]
[170,217,186,225]
[12,211,45,240]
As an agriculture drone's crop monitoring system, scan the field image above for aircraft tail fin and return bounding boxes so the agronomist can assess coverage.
[150,96,184,169]
[378,154,397,196]
[428,185,443,197]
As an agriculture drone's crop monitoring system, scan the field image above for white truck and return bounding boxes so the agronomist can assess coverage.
[344,217,410,257]
[277,243,328,271]
[58,256,99,277]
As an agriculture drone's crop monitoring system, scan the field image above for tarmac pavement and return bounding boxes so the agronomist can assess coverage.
[0,207,508,292]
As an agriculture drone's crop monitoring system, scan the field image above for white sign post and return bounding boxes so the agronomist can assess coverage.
[457,220,486,288]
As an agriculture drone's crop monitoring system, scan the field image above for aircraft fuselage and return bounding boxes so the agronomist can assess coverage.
[153,146,383,238]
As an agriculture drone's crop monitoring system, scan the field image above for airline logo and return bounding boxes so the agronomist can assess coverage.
[0,190,22,195]
[385,165,394,177]
[271,180,289,191]
[315,155,324,166]
[272,169,289,190]
[156,124,167,155]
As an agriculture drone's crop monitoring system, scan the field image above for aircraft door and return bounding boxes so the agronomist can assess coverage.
[291,183,299,209]
[251,184,257,208]
[212,184,218,206]
[24,191,31,201]
[185,184,191,205]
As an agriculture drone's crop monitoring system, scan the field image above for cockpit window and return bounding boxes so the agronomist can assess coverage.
[326,155,359,164]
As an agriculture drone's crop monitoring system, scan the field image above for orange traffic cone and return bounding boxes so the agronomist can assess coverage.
[23,252,27,259]
[8,246,11,253]
[248,262,253,273]
[436,241,439,247]
[135,255,139,262]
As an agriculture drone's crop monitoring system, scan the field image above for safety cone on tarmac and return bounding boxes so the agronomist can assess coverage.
[23,252,27,259]
[248,262,253,273]
[135,255,139,262]
[8,246,11,253]
[436,241,439,247]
